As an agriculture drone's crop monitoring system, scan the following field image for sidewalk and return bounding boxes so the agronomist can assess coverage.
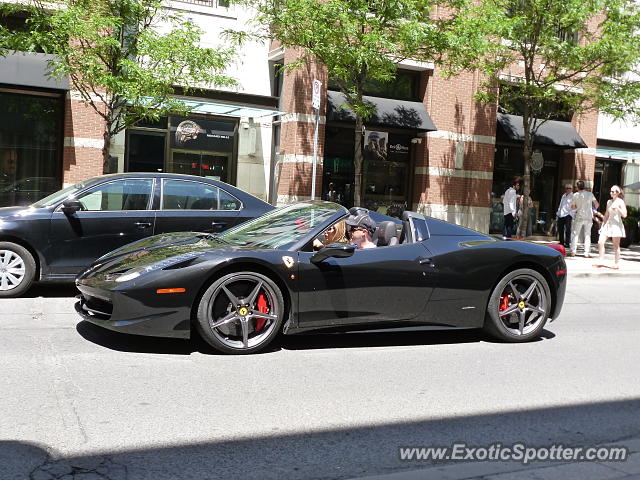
[531,241,640,278]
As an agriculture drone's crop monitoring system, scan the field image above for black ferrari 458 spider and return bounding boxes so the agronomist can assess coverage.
[75,201,567,354]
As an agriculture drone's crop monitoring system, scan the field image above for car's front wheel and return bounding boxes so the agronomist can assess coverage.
[196,272,284,354]
[484,268,551,342]
[0,242,36,297]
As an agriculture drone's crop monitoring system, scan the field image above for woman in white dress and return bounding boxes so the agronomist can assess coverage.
[594,185,627,269]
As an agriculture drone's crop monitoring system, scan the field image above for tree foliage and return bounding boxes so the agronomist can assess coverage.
[1,0,238,167]
[468,0,640,236]
[246,0,484,205]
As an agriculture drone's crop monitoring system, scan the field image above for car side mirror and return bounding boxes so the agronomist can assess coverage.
[311,243,356,264]
[61,199,82,215]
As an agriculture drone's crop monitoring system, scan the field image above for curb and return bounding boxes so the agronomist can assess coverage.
[569,272,640,278]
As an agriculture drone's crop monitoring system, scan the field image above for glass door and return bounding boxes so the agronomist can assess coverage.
[168,150,232,182]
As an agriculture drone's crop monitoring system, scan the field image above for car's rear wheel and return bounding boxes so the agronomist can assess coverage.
[196,272,284,354]
[484,268,551,342]
[0,242,36,298]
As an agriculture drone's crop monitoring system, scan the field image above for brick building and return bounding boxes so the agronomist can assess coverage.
[0,0,280,206]
[5,1,631,236]
[273,50,599,234]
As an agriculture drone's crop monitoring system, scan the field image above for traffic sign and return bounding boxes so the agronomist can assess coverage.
[312,79,322,110]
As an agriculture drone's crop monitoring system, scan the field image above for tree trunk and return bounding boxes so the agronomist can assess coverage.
[102,130,114,174]
[353,114,364,207]
[517,147,532,238]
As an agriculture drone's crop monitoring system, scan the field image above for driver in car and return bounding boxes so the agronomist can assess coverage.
[345,212,377,249]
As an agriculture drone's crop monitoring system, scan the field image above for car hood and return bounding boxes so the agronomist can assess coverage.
[86,231,269,280]
[0,205,35,218]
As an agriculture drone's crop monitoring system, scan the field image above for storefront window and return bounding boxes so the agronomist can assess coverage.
[169,117,235,182]
[0,89,62,207]
[126,130,165,172]
[323,126,412,218]
[125,115,237,183]
[491,145,561,235]
[593,159,623,210]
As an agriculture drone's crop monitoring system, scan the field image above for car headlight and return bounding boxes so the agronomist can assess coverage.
[115,271,141,282]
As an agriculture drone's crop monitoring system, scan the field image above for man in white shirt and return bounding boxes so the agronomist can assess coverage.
[556,185,575,248]
[502,177,521,238]
[570,180,599,257]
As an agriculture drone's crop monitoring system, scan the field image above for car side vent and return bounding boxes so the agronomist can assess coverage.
[162,258,197,270]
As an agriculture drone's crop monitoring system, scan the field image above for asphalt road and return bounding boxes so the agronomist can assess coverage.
[1,278,639,480]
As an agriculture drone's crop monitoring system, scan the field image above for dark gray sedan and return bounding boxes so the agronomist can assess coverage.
[0,173,273,297]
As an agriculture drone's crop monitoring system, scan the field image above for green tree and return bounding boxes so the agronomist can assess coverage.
[471,0,640,237]
[1,0,237,171]
[246,0,484,206]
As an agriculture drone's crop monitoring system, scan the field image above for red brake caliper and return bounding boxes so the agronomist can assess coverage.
[255,293,269,332]
[499,293,510,312]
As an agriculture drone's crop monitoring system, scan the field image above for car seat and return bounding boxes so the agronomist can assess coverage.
[375,221,399,246]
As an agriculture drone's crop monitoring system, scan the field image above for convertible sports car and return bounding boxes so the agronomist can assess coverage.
[75,201,567,354]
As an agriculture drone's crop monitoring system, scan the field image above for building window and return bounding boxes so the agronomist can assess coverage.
[328,69,421,101]
[499,83,575,122]
[0,88,63,207]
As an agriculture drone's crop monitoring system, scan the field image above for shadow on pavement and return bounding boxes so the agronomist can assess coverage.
[76,320,556,356]
[3,398,639,480]
[24,282,78,298]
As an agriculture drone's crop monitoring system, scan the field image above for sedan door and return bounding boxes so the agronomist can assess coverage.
[153,178,241,235]
[296,242,436,329]
[46,178,155,275]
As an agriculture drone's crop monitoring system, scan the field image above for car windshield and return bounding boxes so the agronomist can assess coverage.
[217,202,344,250]
[31,178,97,208]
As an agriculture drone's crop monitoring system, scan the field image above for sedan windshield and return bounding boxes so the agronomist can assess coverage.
[31,178,98,208]
[218,202,344,250]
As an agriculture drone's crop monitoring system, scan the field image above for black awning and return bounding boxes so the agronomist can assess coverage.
[496,113,587,149]
[326,90,437,132]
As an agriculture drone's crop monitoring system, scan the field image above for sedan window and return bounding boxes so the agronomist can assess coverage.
[161,179,240,211]
[76,179,153,211]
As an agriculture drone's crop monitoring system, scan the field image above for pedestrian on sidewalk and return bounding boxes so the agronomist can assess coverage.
[502,177,521,238]
[570,180,599,257]
[556,185,575,249]
[595,185,627,269]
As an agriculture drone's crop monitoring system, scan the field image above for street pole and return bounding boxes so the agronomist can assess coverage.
[311,106,319,200]
[311,79,322,201]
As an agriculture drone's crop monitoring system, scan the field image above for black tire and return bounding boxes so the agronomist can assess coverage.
[484,268,551,342]
[0,242,36,298]
[196,271,284,354]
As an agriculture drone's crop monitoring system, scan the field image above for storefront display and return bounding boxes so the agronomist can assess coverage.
[0,89,63,207]
[126,115,237,183]
[323,126,412,218]
[491,145,561,235]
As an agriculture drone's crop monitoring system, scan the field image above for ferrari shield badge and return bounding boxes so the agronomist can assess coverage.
[282,256,295,269]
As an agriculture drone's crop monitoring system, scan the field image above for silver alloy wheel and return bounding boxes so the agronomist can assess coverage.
[205,274,280,350]
[497,273,548,336]
[0,249,27,291]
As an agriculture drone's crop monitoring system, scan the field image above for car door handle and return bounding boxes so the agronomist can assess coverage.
[211,221,227,227]
[134,221,152,229]
[418,257,434,266]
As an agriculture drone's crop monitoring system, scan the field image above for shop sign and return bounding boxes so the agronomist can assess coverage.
[170,117,234,150]
[531,150,544,172]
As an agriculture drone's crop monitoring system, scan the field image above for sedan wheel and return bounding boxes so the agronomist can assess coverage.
[0,242,36,297]
[484,268,551,342]
[196,272,284,354]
